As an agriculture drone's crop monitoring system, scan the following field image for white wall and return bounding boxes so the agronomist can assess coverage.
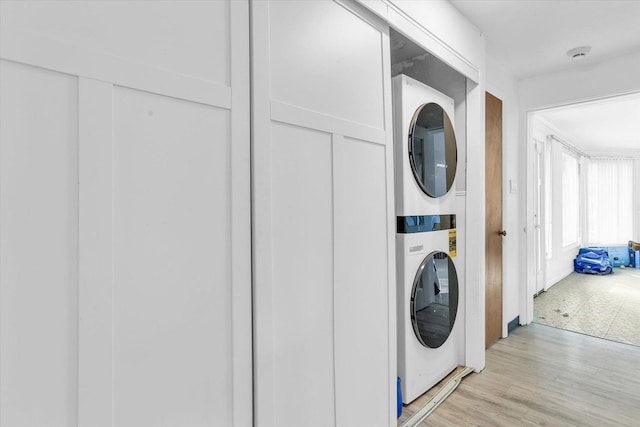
[485,54,521,335]
[520,51,640,111]
[519,50,640,323]
[530,120,582,288]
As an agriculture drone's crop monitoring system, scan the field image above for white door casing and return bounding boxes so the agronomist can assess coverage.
[533,139,546,295]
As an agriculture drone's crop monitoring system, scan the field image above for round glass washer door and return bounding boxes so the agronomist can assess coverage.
[408,103,457,198]
[410,251,459,349]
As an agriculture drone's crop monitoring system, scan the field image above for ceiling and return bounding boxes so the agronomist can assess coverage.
[534,92,640,157]
[450,0,640,80]
[449,0,640,155]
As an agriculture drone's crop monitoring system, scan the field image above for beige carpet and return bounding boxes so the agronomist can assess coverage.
[533,268,640,346]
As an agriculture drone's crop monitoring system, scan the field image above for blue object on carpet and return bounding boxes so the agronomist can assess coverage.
[607,246,630,267]
[574,248,612,275]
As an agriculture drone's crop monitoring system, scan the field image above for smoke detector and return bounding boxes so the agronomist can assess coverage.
[566,46,591,60]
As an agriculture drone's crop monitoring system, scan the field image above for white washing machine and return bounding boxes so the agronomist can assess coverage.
[393,74,462,403]
[396,220,463,404]
[392,74,458,217]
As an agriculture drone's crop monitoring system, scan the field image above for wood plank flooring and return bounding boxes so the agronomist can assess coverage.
[399,323,640,426]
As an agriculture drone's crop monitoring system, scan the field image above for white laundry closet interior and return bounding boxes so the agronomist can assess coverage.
[390,34,469,404]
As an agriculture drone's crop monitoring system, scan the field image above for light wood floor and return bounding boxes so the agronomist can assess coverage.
[400,323,640,426]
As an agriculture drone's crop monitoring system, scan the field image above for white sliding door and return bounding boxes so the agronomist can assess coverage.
[0,2,251,426]
[252,1,396,426]
[1,59,80,427]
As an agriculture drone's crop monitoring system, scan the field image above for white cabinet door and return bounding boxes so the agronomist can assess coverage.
[252,1,396,426]
[1,59,80,427]
[0,2,251,426]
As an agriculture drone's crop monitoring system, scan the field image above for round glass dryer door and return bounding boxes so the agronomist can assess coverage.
[410,251,459,348]
[408,103,457,198]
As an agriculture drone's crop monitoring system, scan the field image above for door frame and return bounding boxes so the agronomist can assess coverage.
[523,111,537,324]
[532,137,547,296]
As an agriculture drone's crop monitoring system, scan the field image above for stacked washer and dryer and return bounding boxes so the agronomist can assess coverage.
[393,74,464,404]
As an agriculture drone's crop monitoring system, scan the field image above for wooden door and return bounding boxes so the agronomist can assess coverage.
[485,92,503,348]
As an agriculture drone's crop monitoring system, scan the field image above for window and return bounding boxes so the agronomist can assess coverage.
[586,159,633,245]
[561,151,579,246]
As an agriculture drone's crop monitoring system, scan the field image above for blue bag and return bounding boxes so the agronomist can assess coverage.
[574,248,612,275]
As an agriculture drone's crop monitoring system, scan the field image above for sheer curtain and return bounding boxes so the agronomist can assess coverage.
[586,158,634,245]
[561,151,580,246]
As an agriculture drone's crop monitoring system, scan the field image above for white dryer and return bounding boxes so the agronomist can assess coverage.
[396,216,463,404]
[392,74,458,216]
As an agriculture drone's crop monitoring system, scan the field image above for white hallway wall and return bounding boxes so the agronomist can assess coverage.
[530,118,582,289]
[520,51,640,112]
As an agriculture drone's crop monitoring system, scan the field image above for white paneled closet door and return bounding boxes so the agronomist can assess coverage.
[0,2,251,426]
[252,1,396,426]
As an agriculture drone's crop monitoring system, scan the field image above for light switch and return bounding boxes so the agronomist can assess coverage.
[509,179,518,194]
